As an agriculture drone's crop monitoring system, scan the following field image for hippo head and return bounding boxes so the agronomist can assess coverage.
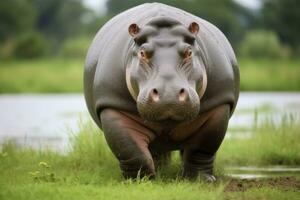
[126,17,207,124]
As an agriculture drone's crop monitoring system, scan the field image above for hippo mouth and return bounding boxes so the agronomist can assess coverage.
[141,112,197,126]
[137,103,200,124]
[155,110,187,122]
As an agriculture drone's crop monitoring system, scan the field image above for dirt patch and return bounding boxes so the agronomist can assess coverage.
[225,176,300,192]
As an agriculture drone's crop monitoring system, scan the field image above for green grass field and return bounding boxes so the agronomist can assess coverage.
[1,115,299,200]
[0,58,299,93]
[0,58,83,93]
[239,59,300,91]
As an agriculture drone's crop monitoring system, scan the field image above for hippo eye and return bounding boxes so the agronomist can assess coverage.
[139,49,147,60]
[139,45,153,61]
[183,48,192,60]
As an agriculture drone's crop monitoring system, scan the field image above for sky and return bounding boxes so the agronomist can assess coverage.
[83,0,107,14]
[235,0,261,9]
[83,0,262,15]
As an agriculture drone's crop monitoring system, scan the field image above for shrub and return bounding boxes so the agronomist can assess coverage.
[13,32,48,59]
[60,36,92,58]
[239,30,286,59]
[0,39,15,59]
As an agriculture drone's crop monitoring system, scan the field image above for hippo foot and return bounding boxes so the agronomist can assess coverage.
[121,168,155,180]
[182,151,216,182]
[122,171,155,180]
[199,174,217,182]
[119,156,156,180]
[182,170,216,182]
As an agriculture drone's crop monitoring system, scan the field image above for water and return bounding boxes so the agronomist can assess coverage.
[0,94,87,151]
[225,166,300,179]
[0,92,300,151]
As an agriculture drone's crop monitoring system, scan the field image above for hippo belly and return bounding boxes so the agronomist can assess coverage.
[84,3,239,181]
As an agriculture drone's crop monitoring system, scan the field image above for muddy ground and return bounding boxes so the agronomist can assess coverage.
[225,176,300,192]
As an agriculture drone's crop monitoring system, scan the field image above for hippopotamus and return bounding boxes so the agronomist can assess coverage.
[84,3,239,181]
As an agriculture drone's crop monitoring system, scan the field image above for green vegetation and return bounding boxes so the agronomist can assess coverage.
[60,36,91,58]
[0,58,299,93]
[0,0,96,59]
[1,1,299,199]
[2,0,300,59]
[13,31,48,59]
[0,58,83,93]
[218,114,300,167]
[262,0,300,50]
[0,115,299,200]
[239,30,286,59]
[239,59,300,91]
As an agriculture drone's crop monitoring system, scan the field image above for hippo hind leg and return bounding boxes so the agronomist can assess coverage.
[100,109,156,179]
[181,104,230,181]
[149,148,171,169]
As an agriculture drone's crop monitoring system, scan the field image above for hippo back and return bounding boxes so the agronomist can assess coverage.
[84,3,239,128]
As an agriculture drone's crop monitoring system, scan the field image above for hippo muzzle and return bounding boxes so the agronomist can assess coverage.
[136,77,201,123]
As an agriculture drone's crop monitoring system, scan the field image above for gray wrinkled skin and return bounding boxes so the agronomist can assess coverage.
[84,3,239,128]
[84,3,240,180]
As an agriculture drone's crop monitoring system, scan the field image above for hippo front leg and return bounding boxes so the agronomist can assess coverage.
[181,104,230,181]
[100,109,156,179]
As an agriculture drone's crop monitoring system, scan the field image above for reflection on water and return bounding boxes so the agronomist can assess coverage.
[0,94,88,151]
[225,166,300,179]
[227,92,300,139]
[0,92,300,151]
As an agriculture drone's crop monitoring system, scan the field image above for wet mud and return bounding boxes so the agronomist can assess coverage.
[225,176,300,192]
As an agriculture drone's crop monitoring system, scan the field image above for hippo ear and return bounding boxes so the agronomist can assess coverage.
[188,22,199,35]
[128,23,140,37]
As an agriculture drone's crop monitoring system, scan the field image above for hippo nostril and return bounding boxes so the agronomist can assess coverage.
[178,88,188,102]
[179,88,185,95]
[149,88,160,102]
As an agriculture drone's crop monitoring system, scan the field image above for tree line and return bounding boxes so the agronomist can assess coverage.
[0,0,299,59]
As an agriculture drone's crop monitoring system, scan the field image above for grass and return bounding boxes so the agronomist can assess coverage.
[0,181,225,200]
[217,114,300,167]
[0,58,299,93]
[0,58,83,93]
[0,115,300,199]
[226,187,300,200]
[239,58,300,91]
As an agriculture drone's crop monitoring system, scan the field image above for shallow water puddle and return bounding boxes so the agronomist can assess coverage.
[225,166,300,179]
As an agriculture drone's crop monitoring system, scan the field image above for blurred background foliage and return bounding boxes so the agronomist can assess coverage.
[1,0,300,59]
[0,0,299,92]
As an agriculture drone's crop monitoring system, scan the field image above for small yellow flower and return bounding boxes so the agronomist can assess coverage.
[29,170,40,176]
[39,161,49,167]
